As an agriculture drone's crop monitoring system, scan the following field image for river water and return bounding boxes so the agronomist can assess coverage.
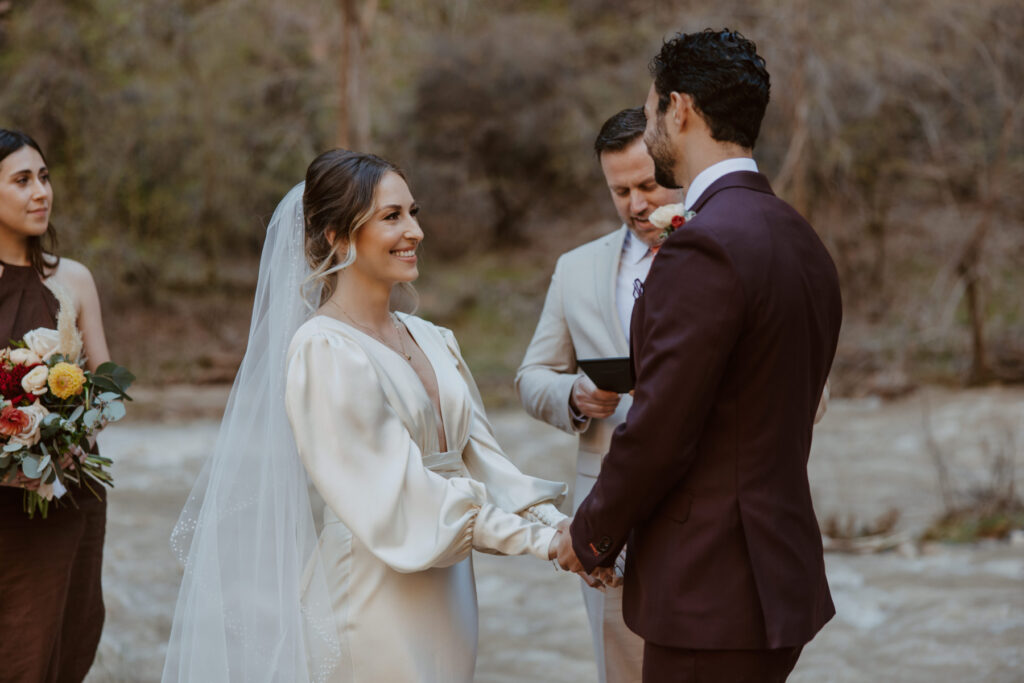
[83,386,1023,682]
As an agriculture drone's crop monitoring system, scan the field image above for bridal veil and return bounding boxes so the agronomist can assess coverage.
[162,183,342,682]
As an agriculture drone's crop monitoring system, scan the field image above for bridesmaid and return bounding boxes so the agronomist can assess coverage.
[0,130,112,683]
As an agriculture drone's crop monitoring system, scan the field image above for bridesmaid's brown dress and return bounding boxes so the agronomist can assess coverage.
[0,261,106,683]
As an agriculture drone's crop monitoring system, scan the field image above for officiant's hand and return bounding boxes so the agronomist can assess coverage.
[571,376,620,419]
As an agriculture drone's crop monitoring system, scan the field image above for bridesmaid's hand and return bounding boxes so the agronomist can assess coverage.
[0,472,41,491]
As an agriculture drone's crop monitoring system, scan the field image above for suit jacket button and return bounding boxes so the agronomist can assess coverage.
[597,536,612,553]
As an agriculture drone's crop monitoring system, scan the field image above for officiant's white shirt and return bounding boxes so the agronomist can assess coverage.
[684,157,759,210]
[615,229,654,342]
[614,157,760,343]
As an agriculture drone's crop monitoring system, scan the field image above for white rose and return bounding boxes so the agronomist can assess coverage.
[10,402,50,447]
[648,203,687,229]
[21,365,49,395]
[36,482,55,501]
[9,348,42,366]
[24,328,62,363]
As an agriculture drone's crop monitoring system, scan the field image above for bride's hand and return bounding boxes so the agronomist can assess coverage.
[592,566,622,589]
[547,528,562,561]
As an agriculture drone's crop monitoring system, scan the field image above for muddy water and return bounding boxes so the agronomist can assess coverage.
[84,387,1023,682]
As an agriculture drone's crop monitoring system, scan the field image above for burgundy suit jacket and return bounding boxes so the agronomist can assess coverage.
[571,171,841,650]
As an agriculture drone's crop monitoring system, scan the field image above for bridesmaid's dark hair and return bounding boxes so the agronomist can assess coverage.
[0,130,60,277]
[302,149,415,308]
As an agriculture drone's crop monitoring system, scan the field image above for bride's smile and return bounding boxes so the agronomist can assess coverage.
[343,170,423,287]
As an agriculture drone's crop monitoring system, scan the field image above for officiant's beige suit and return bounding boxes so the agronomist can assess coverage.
[516,225,645,683]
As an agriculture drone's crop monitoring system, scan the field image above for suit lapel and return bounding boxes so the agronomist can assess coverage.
[593,226,630,356]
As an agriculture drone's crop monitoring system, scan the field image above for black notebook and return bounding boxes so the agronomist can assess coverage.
[577,357,633,394]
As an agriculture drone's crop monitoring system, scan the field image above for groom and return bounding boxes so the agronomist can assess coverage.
[554,29,842,680]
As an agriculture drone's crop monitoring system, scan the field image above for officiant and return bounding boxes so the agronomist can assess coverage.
[514,107,681,683]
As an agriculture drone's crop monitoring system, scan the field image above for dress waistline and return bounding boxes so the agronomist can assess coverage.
[421,449,464,478]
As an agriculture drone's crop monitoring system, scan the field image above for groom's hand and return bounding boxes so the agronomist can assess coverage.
[571,376,620,420]
[553,519,619,589]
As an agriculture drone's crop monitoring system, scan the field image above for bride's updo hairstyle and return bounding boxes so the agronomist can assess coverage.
[302,148,410,306]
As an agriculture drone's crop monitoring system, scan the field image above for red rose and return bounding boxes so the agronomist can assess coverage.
[0,363,37,405]
[0,405,30,437]
[671,215,686,228]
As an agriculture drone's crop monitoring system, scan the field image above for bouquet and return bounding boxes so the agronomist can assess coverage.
[0,326,134,518]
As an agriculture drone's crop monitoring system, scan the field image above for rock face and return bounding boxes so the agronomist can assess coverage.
[83,386,1024,682]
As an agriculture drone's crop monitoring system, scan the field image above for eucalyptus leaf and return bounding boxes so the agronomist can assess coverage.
[3,443,23,452]
[83,408,102,429]
[39,454,51,471]
[101,402,127,422]
[68,405,85,423]
[40,414,62,440]
[96,392,122,404]
[21,455,42,478]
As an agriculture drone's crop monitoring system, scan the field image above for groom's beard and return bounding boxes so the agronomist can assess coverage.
[646,122,683,190]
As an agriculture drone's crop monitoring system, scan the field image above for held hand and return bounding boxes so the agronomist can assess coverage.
[551,520,620,590]
[590,566,622,589]
[571,375,620,420]
[553,518,584,573]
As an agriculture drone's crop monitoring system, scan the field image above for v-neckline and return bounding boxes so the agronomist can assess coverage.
[315,314,450,453]
[397,315,450,453]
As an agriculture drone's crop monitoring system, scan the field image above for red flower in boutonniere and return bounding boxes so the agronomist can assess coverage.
[649,203,697,241]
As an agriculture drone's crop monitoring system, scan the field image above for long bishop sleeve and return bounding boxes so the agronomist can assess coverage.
[439,328,569,526]
[285,329,558,572]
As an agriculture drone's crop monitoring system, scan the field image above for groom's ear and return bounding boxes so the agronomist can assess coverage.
[667,91,692,134]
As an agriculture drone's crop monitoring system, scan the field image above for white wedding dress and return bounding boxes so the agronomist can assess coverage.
[285,313,567,682]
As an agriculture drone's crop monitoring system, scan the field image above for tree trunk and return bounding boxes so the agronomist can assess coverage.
[952,100,1019,385]
[772,2,811,216]
[336,0,377,150]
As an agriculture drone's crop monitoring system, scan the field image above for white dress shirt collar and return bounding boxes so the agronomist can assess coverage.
[684,157,759,210]
[622,228,651,265]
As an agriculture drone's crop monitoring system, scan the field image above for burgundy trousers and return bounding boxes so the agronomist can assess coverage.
[642,641,803,683]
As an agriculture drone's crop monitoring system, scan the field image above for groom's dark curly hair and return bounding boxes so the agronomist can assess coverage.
[650,29,770,149]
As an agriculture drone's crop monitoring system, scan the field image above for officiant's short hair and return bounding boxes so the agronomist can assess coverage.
[593,107,646,158]
[650,29,770,149]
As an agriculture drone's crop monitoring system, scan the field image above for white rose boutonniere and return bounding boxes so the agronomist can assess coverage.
[648,203,697,240]
[24,328,63,363]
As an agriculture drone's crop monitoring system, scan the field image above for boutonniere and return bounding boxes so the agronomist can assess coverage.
[649,203,696,240]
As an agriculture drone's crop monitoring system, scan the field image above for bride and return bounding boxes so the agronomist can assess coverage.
[162,149,570,682]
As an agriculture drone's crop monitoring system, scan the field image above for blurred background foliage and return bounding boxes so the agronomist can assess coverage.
[0,0,1021,402]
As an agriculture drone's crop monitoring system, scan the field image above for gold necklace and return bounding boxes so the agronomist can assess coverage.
[331,303,412,361]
